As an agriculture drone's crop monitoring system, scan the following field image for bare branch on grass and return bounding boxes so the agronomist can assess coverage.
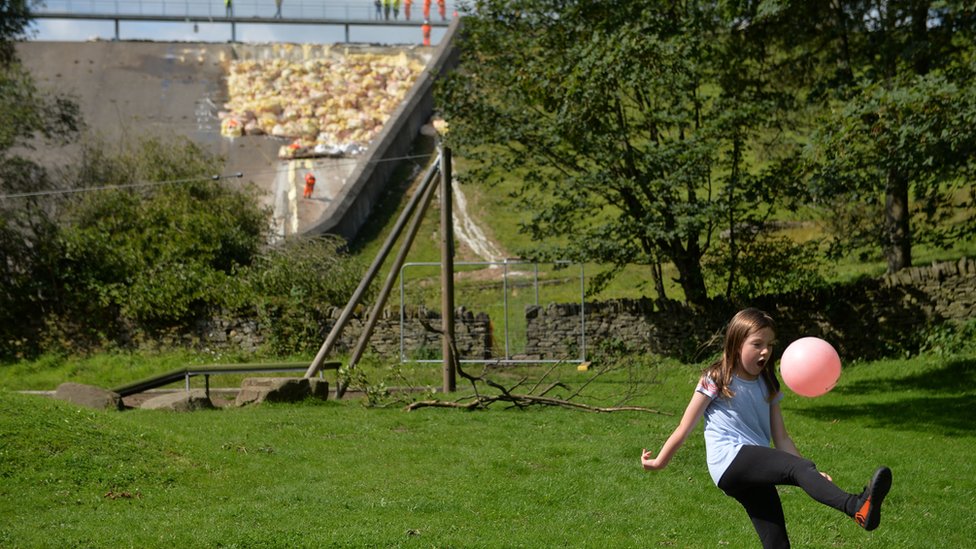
[405,394,668,414]
[406,318,670,415]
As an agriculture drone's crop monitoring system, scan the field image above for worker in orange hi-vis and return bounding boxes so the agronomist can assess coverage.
[404,0,412,20]
[422,0,430,20]
[303,172,316,199]
[437,0,445,20]
[421,20,431,46]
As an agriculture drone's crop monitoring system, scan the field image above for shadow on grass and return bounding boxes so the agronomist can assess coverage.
[794,394,975,436]
[792,358,976,437]
[833,357,976,395]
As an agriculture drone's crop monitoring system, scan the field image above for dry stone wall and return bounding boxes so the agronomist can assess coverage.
[321,305,492,360]
[192,257,974,361]
[524,257,976,361]
[195,305,492,360]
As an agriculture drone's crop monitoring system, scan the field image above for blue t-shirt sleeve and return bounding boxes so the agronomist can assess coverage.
[696,376,718,399]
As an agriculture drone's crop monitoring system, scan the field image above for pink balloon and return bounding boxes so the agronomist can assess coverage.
[779,337,842,397]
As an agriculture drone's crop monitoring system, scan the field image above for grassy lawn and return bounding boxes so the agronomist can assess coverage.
[2,351,973,547]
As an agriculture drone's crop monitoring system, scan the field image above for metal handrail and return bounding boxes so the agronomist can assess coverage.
[111,361,340,396]
[32,0,458,21]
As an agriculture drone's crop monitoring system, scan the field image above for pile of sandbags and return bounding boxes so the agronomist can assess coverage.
[219,52,425,157]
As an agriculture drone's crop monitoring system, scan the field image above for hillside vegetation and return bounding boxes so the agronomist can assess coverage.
[436,0,976,307]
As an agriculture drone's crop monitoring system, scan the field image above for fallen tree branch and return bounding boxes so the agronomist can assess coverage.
[408,317,671,415]
[405,392,670,414]
[405,398,486,411]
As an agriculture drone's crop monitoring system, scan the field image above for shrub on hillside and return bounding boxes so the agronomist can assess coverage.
[0,135,370,359]
[0,61,82,359]
[61,137,266,327]
[244,234,366,355]
[0,137,268,356]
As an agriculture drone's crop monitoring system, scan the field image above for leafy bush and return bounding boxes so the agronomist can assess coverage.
[705,232,827,300]
[0,62,82,358]
[0,134,371,359]
[245,234,366,355]
[0,136,272,357]
[55,137,266,335]
[918,319,976,357]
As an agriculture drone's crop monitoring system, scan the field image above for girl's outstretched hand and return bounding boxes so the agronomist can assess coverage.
[641,448,664,471]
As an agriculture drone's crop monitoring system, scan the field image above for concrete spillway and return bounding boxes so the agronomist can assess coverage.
[16,33,460,239]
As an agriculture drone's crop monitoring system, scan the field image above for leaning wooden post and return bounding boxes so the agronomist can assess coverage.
[338,160,441,398]
[439,145,456,393]
[304,155,440,380]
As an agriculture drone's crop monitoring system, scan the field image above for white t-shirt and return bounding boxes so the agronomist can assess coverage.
[696,374,783,485]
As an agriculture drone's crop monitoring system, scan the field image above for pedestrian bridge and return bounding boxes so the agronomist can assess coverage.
[32,0,455,42]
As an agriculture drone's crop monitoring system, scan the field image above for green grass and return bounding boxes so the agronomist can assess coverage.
[1,351,973,547]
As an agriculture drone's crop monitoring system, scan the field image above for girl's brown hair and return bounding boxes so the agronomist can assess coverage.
[702,308,780,400]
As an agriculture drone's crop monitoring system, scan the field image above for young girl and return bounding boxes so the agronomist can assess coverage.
[641,308,892,548]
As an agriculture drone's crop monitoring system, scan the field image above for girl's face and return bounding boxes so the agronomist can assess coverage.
[736,327,775,380]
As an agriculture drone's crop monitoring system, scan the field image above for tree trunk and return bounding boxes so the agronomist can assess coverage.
[651,257,667,302]
[671,247,709,307]
[910,0,932,75]
[884,169,912,273]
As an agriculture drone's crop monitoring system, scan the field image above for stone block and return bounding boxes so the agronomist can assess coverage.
[234,377,328,406]
[54,382,123,411]
[308,378,330,400]
[141,389,215,411]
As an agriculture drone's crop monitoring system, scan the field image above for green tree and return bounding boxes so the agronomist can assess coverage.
[245,234,365,355]
[440,0,809,305]
[1,0,33,66]
[808,70,976,267]
[791,0,976,271]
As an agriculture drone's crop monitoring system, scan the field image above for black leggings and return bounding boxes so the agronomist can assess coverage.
[717,445,858,549]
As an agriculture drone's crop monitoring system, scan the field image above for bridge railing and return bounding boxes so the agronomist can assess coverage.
[32,0,457,21]
[111,361,341,397]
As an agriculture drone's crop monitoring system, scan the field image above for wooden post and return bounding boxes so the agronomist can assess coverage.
[304,157,440,379]
[440,146,456,393]
[339,161,440,397]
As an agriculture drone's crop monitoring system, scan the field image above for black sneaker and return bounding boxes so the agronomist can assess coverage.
[854,466,892,531]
